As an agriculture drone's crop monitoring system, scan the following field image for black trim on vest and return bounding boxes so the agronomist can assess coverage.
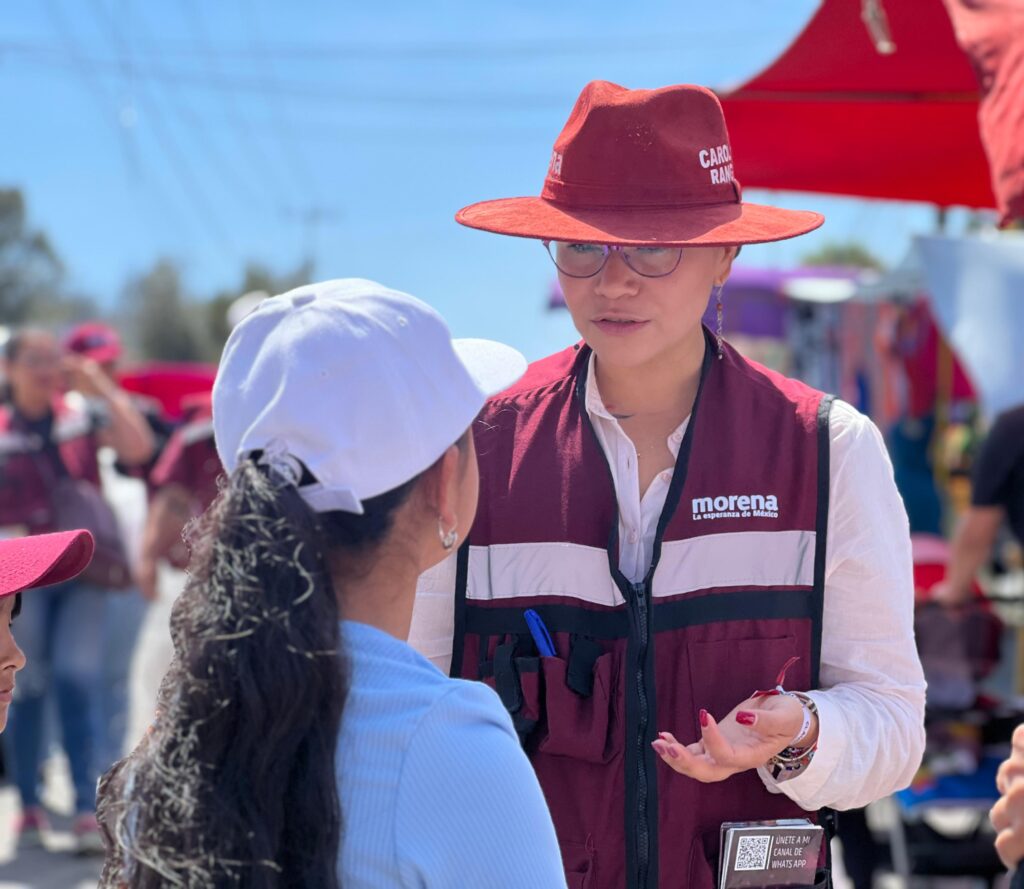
[653,588,818,631]
[810,395,834,689]
[463,588,818,638]
[449,542,470,679]
[575,350,648,889]
[813,395,835,888]
[466,603,630,638]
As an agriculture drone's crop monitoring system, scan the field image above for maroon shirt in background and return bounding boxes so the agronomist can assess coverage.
[148,405,222,570]
[0,400,103,533]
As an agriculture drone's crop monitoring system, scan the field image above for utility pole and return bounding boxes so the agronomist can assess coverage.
[280,205,343,276]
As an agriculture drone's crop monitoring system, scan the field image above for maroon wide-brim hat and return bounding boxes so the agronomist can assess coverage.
[0,530,95,599]
[457,81,823,246]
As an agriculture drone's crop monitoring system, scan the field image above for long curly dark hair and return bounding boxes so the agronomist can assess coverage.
[97,456,416,888]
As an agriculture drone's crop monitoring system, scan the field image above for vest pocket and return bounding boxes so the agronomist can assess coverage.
[561,836,597,889]
[538,650,619,764]
[686,635,800,736]
[479,643,543,744]
[479,637,620,762]
[686,830,719,889]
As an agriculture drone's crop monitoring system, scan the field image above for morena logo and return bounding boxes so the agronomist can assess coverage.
[691,493,779,521]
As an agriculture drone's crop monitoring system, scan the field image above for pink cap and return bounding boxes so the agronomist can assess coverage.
[64,322,122,364]
[0,531,95,598]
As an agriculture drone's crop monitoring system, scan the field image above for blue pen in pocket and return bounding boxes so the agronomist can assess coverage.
[524,609,557,657]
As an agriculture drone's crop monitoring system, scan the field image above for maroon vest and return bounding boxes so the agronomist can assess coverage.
[0,400,101,532]
[453,333,833,889]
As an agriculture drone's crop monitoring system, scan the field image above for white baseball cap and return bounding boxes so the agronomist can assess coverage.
[212,278,527,514]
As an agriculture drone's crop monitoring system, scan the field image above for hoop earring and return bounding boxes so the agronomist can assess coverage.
[438,519,458,551]
[714,284,725,359]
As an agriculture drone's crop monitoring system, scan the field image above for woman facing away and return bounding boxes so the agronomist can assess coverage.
[408,81,927,889]
[96,279,569,888]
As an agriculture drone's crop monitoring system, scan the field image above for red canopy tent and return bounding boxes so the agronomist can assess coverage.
[720,0,999,210]
[118,362,217,421]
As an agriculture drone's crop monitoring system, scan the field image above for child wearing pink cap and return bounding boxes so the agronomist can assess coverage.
[0,530,94,733]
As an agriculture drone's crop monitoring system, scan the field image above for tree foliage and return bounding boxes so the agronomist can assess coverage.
[123,259,209,362]
[2,187,315,360]
[800,241,885,271]
[205,260,313,354]
[0,188,66,323]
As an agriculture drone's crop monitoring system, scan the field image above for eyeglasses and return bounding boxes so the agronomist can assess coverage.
[543,240,683,279]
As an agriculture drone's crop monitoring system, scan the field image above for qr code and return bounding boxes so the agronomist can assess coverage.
[735,834,772,871]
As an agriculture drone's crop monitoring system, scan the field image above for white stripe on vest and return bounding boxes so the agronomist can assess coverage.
[466,529,816,605]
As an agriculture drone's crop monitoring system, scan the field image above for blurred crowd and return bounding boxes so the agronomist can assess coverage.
[0,319,222,856]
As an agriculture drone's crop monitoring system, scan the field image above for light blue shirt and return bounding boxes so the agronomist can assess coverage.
[335,620,568,888]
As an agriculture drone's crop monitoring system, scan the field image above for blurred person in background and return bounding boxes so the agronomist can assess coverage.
[63,321,173,777]
[936,403,1024,606]
[0,328,153,854]
[993,724,1024,873]
[876,298,977,535]
[136,390,219,603]
[127,391,222,748]
[63,322,175,466]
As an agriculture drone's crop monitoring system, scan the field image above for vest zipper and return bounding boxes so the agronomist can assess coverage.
[632,580,652,888]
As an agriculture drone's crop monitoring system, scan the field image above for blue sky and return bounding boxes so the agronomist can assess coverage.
[1,0,973,360]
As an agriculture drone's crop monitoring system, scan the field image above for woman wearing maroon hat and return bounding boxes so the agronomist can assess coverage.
[410,81,926,889]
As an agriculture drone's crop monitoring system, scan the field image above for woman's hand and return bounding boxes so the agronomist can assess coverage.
[651,692,815,783]
[991,724,1024,868]
[63,354,115,399]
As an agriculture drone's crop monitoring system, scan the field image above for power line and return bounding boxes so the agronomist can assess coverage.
[40,0,199,248]
[86,0,239,259]
[126,2,267,213]
[177,0,297,205]
[237,0,319,201]
[40,1,139,176]
[62,33,770,62]
[0,41,572,109]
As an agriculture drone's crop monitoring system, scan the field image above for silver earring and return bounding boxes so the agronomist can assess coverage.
[438,519,458,551]
[714,284,724,360]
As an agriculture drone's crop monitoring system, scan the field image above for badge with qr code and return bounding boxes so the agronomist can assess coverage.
[718,819,824,889]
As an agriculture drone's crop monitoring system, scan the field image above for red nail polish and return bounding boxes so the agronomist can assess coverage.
[736,711,756,726]
[699,709,709,727]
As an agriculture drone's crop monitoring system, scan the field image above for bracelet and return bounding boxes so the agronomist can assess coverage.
[769,744,817,777]
[753,658,820,777]
[784,691,816,748]
[769,694,818,774]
